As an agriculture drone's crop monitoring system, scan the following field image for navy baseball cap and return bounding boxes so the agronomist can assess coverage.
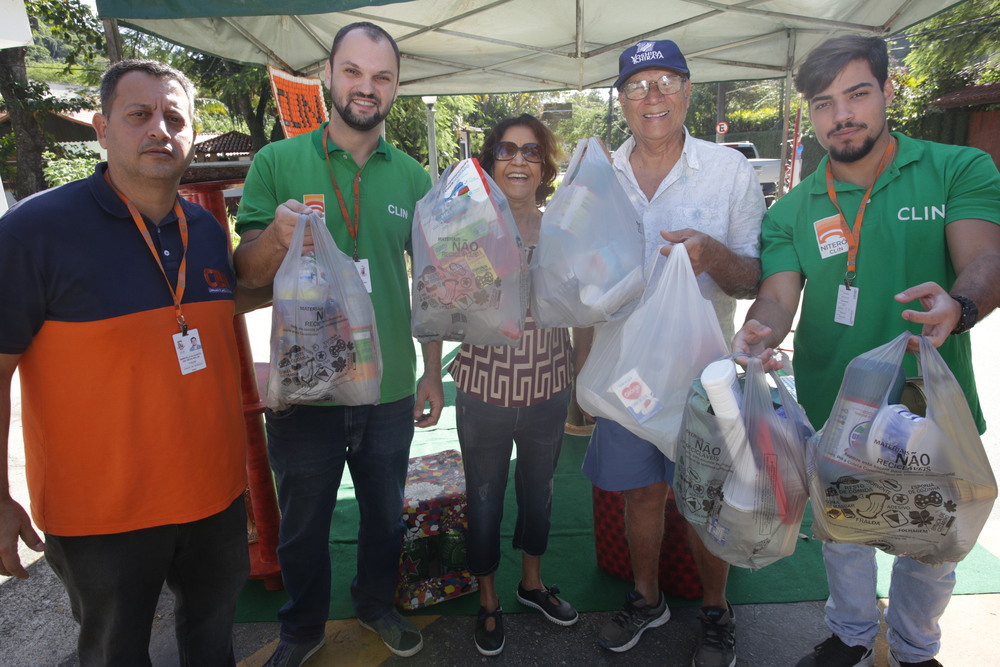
[614,39,689,89]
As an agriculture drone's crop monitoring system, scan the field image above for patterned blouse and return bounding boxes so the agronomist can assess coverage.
[448,245,573,408]
[448,312,572,408]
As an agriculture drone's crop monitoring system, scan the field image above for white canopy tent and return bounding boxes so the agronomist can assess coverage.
[93,0,966,185]
[94,0,964,94]
[0,0,32,51]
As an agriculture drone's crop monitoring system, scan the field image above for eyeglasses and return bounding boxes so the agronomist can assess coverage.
[494,141,543,163]
[621,74,687,100]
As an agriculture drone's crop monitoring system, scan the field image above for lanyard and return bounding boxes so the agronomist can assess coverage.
[323,133,363,261]
[825,137,897,289]
[104,170,190,334]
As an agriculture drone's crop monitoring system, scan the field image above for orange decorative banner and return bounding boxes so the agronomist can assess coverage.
[268,65,329,139]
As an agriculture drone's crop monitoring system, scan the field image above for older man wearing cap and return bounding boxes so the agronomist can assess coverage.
[577,40,764,666]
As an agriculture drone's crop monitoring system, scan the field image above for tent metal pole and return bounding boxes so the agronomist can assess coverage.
[777,28,795,199]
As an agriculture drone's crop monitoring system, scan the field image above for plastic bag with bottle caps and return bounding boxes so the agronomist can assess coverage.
[675,355,813,569]
[267,211,382,410]
[809,332,997,564]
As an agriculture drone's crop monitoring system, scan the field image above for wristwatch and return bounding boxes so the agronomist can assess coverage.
[949,294,978,335]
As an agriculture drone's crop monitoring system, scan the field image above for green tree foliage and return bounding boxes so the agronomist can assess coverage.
[546,89,628,155]
[386,95,477,172]
[889,0,1000,137]
[0,0,102,197]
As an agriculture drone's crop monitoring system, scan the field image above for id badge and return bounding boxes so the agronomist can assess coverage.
[354,258,372,293]
[835,284,858,326]
[172,328,207,375]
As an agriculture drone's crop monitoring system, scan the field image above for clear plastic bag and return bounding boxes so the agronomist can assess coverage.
[810,332,997,564]
[411,158,527,346]
[267,211,382,410]
[576,244,729,457]
[529,137,645,328]
[675,356,813,569]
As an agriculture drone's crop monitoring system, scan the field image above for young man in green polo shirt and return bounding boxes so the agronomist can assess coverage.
[234,22,443,667]
[734,35,1000,667]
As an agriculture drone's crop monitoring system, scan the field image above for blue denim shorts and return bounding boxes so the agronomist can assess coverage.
[582,417,675,491]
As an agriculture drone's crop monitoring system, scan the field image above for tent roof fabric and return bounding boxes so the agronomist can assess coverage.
[96,0,966,95]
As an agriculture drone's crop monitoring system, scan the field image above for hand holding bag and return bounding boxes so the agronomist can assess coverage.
[809,332,997,564]
[267,211,382,410]
[576,244,729,457]
[529,137,645,328]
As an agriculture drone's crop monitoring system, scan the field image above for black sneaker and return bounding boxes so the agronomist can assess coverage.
[475,606,505,656]
[693,604,736,667]
[516,582,579,626]
[888,651,943,667]
[262,637,325,667]
[796,635,874,667]
[596,590,670,653]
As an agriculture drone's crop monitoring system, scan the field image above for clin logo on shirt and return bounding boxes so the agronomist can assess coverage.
[814,214,849,259]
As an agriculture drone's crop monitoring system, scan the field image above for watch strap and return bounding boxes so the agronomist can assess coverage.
[949,294,978,335]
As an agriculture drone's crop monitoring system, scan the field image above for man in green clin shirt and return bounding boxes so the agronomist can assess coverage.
[235,22,443,667]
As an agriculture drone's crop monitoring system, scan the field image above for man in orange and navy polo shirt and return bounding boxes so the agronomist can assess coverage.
[0,59,267,665]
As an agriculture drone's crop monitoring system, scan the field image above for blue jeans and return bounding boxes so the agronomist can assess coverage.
[823,542,957,662]
[265,397,414,643]
[455,388,570,576]
[45,496,249,667]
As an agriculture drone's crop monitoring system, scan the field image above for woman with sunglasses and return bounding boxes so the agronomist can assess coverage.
[448,114,581,656]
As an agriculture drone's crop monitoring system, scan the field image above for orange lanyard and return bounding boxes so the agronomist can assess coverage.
[104,170,190,334]
[825,137,897,289]
[323,133,363,261]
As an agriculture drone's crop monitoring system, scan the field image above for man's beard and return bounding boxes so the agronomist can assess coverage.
[827,122,882,163]
[333,93,392,131]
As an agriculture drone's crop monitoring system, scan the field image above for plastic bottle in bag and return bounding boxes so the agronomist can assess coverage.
[701,360,756,512]
[822,357,905,469]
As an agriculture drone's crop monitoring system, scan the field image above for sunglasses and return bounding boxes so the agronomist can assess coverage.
[494,141,543,163]
[621,74,687,100]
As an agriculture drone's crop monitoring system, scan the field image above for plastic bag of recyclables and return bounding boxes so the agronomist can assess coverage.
[529,136,645,328]
[577,244,728,459]
[411,158,527,346]
[809,332,997,564]
[267,211,382,411]
[675,355,812,569]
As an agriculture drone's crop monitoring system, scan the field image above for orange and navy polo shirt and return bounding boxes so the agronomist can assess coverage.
[0,163,247,536]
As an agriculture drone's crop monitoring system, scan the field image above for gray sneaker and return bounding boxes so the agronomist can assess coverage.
[359,610,424,657]
[597,590,671,652]
[262,637,325,667]
[693,604,736,667]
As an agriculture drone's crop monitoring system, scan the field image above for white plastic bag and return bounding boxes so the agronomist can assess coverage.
[577,244,728,457]
[267,212,382,410]
[411,158,527,346]
[675,356,812,569]
[809,332,997,564]
[529,137,645,328]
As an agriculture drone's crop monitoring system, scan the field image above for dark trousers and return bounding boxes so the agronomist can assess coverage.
[456,388,570,576]
[264,396,414,643]
[45,495,249,667]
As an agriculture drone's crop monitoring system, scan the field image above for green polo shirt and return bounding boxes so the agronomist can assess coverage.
[237,123,432,403]
[761,133,1000,431]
